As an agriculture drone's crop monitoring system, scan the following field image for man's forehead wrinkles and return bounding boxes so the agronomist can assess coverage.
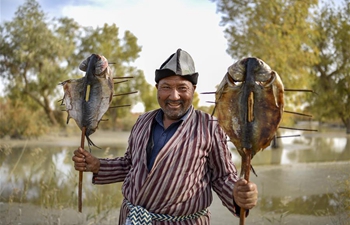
[160,81,190,87]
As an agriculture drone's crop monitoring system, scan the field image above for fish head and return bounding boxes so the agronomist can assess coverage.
[227,57,276,89]
[79,54,109,77]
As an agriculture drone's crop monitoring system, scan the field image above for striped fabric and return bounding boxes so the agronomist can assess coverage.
[93,106,240,225]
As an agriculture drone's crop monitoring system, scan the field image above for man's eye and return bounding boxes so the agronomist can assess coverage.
[178,87,188,91]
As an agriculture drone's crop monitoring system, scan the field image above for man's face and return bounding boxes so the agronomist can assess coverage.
[156,75,196,121]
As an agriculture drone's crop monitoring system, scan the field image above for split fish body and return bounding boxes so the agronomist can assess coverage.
[215,57,284,160]
[61,54,114,143]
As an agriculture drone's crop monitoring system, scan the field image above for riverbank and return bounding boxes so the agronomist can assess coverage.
[0,130,131,148]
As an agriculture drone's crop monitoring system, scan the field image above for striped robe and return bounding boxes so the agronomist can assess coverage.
[93,106,240,224]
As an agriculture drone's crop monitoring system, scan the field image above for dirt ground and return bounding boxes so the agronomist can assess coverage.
[1,130,349,225]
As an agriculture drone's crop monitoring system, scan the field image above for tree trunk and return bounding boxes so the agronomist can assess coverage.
[24,90,58,125]
[43,95,58,125]
[46,108,58,125]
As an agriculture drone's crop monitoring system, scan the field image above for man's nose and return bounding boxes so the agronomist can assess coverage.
[169,88,180,100]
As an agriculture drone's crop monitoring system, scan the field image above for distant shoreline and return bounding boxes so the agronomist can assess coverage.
[1,125,349,148]
[0,130,131,148]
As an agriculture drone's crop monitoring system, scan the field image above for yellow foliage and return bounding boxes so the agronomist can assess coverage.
[0,98,49,138]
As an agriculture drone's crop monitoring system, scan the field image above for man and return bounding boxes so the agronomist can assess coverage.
[72,49,258,225]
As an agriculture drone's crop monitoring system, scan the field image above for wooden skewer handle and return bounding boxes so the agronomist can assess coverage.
[78,126,86,213]
[239,149,251,225]
[78,171,83,212]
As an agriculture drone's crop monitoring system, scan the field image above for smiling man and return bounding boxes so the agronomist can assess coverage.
[72,48,258,225]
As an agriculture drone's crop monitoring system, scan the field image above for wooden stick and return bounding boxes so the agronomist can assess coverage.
[113,76,134,79]
[278,126,318,132]
[109,104,131,109]
[239,148,252,225]
[284,88,315,93]
[283,110,312,117]
[113,91,138,97]
[79,126,86,213]
[200,91,216,94]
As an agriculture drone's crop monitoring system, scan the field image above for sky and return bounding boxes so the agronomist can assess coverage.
[0,0,235,111]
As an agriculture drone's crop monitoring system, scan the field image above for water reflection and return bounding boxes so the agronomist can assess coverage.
[259,192,344,215]
[0,145,125,209]
[230,131,350,166]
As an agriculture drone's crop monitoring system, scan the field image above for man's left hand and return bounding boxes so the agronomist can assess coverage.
[233,179,258,209]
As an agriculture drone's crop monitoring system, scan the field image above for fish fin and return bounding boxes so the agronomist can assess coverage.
[251,164,258,177]
[211,93,222,116]
[212,76,227,116]
[86,135,101,150]
[211,104,217,116]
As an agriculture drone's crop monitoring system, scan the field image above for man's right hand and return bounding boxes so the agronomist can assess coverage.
[72,147,100,173]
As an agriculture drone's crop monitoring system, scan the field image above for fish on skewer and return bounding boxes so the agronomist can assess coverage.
[214,57,284,176]
[59,53,114,213]
[213,57,284,224]
[60,54,114,148]
[59,53,139,212]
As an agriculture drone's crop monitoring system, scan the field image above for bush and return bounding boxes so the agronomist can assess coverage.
[0,98,49,139]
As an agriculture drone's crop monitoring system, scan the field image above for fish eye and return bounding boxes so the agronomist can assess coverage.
[233,81,243,86]
[256,72,276,87]
[227,73,243,87]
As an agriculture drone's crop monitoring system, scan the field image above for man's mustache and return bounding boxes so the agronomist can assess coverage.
[165,100,183,105]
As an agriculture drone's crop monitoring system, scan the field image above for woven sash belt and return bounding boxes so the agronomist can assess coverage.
[126,201,208,225]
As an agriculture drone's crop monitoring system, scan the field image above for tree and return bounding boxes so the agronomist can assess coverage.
[136,75,159,112]
[310,0,350,133]
[0,0,156,134]
[0,0,80,125]
[212,0,319,110]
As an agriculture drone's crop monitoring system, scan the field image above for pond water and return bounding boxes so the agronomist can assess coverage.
[0,128,349,224]
[231,129,350,166]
